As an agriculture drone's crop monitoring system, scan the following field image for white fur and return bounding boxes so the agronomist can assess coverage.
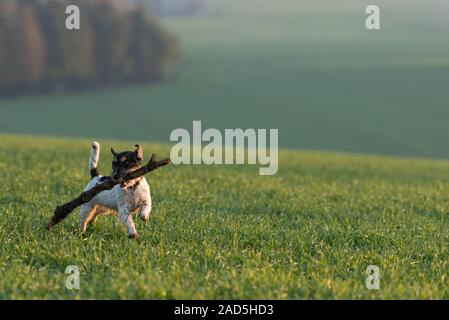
[80,142,152,238]
[89,141,100,170]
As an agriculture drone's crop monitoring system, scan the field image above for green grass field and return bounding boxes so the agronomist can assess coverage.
[1,134,449,299]
[1,0,449,300]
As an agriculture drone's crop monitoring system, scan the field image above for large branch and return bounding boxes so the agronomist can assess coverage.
[46,154,170,230]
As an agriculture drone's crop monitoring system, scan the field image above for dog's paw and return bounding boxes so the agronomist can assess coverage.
[139,215,149,222]
[128,233,140,241]
[80,231,89,240]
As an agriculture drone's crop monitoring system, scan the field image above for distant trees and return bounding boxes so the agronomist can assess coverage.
[0,0,180,94]
[0,1,46,89]
[34,0,96,85]
[127,8,180,80]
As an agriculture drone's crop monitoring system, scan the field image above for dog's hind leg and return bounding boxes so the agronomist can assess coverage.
[89,206,110,225]
[79,204,97,234]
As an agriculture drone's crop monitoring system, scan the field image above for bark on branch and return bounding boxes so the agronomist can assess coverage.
[46,153,170,230]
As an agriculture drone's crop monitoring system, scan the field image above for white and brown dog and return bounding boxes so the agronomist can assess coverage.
[79,141,152,239]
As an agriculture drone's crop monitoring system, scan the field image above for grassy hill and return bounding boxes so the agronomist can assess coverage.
[0,0,449,159]
[1,134,449,299]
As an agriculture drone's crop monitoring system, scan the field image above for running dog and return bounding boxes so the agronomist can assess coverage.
[79,141,152,239]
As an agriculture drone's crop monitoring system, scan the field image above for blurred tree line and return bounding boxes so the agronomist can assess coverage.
[0,0,180,95]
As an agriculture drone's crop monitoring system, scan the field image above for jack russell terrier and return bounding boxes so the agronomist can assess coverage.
[79,141,152,239]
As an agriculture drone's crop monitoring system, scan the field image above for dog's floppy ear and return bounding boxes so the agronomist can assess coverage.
[111,147,117,156]
[134,144,143,161]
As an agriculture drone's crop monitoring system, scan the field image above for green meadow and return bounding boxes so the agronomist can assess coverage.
[1,135,449,299]
[1,0,449,299]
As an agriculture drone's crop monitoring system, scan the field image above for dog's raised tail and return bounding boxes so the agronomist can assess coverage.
[89,141,100,178]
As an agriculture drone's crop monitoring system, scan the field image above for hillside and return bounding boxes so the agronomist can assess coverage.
[1,134,448,299]
[0,0,448,159]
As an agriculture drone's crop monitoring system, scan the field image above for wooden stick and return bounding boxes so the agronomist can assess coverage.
[46,153,170,230]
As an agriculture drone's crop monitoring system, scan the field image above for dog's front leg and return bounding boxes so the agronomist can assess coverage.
[118,208,139,239]
[139,201,152,221]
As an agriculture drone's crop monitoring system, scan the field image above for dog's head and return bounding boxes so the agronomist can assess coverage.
[110,144,143,180]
